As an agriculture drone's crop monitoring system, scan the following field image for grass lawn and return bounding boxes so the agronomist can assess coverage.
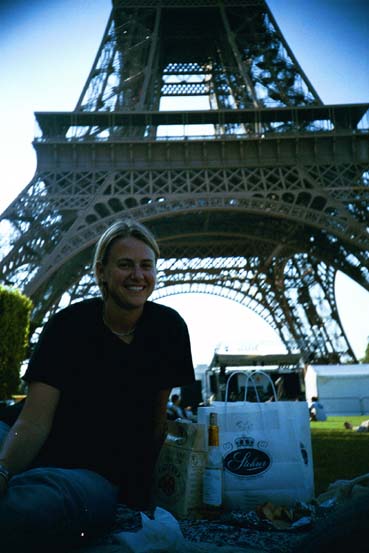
[310,415,369,496]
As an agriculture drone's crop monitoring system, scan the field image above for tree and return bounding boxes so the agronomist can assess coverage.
[0,286,33,400]
[360,340,369,363]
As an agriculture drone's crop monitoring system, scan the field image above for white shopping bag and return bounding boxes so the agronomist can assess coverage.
[198,371,314,511]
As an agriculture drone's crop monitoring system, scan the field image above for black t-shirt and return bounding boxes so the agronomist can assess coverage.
[23,298,195,501]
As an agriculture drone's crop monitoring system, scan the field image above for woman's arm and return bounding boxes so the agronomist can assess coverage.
[136,388,170,510]
[0,381,60,486]
[151,388,171,459]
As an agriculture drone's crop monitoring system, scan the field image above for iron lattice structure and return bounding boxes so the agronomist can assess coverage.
[1,0,368,363]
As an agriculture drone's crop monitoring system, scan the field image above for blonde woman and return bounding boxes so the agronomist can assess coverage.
[0,219,195,551]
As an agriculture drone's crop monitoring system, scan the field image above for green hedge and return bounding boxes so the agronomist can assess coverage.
[311,417,369,495]
[0,286,33,400]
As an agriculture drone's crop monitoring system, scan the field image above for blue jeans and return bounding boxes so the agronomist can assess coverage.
[0,421,119,552]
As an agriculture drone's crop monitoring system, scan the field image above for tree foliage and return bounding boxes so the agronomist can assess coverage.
[0,286,33,400]
[361,341,369,363]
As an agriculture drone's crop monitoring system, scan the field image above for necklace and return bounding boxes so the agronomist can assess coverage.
[103,316,136,337]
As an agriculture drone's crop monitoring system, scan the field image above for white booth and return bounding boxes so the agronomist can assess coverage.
[304,364,369,416]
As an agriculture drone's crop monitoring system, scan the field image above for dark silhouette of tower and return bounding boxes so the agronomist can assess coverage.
[1,0,368,363]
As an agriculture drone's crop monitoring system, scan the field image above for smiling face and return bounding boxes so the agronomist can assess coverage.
[98,236,157,313]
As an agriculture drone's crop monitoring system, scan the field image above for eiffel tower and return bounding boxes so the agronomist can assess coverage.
[1,0,368,364]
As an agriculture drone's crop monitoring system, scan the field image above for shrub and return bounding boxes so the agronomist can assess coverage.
[0,285,33,400]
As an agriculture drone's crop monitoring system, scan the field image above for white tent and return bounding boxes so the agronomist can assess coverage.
[304,364,369,416]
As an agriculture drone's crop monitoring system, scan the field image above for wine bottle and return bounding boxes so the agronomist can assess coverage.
[203,412,223,509]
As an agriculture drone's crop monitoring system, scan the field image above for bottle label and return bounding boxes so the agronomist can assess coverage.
[203,468,222,506]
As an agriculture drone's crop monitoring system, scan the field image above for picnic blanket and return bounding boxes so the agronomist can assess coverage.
[68,472,369,553]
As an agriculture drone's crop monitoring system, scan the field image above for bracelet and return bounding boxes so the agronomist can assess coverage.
[0,464,11,484]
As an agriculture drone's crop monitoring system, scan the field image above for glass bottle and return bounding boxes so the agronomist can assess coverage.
[203,412,223,509]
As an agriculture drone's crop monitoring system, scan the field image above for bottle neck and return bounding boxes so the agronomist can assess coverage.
[208,425,219,447]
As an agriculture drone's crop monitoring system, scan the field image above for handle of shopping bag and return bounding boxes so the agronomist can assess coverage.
[244,370,278,402]
[224,370,261,403]
[224,370,278,431]
[224,371,265,432]
[225,370,278,403]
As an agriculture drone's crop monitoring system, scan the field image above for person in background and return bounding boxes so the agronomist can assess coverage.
[309,396,327,421]
[166,393,186,420]
[184,405,196,421]
[0,218,195,552]
[344,420,369,432]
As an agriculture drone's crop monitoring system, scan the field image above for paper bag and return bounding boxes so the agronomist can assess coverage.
[153,420,207,519]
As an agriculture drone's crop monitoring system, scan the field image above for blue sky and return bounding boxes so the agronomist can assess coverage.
[0,0,368,365]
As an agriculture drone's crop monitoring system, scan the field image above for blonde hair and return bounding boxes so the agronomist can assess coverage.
[93,219,160,294]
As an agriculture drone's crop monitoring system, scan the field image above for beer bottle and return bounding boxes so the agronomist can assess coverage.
[203,412,223,509]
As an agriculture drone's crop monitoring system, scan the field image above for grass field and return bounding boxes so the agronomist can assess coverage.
[310,415,369,496]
